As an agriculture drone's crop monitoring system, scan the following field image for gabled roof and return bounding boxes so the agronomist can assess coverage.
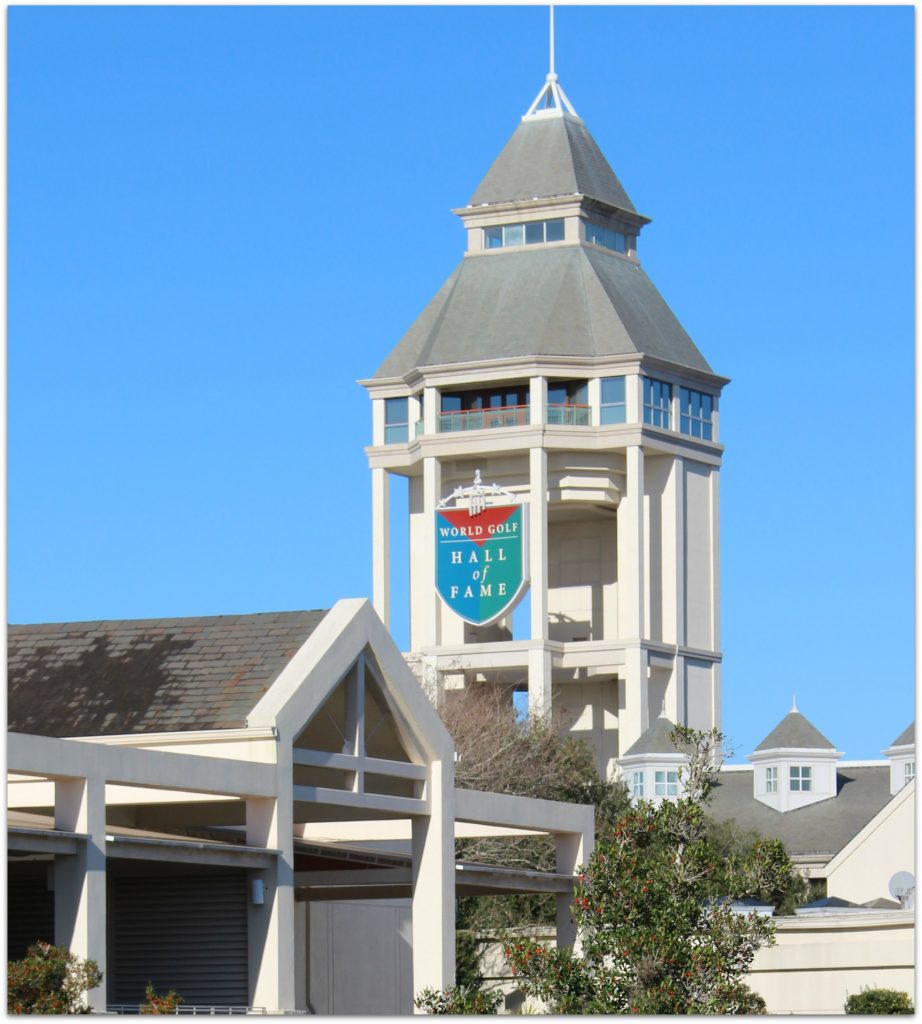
[469,112,637,213]
[7,610,328,736]
[890,722,914,748]
[622,716,678,757]
[372,245,713,379]
[708,766,892,859]
[754,710,836,752]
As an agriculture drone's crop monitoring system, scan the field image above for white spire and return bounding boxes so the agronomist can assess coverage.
[791,694,799,713]
[523,5,579,120]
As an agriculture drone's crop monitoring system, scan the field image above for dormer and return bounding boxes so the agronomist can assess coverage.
[747,701,842,812]
[618,715,686,805]
[883,722,915,795]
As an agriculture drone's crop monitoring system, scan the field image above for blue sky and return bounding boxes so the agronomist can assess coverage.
[9,5,914,761]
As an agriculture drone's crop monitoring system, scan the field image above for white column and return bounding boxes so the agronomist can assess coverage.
[673,456,686,647]
[626,373,642,424]
[371,468,390,627]
[422,457,442,648]
[587,377,601,427]
[528,647,553,719]
[620,646,650,756]
[408,393,422,437]
[411,761,455,1006]
[247,788,296,1012]
[372,398,386,446]
[710,467,721,653]
[618,445,645,640]
[423,386,438,435]
[528,446,551,717]
[554,825,593,951]
[54,776,107,1013]
[529,376,547,426]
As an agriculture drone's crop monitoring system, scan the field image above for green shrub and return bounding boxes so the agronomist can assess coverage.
[414,984,502,1014]
[141,982,184,1014]
[7,941,102,1014]
[845,988,913,1014]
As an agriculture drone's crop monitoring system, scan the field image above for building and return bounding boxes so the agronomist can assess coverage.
[7,600,594,1013]
[361,69,727,780]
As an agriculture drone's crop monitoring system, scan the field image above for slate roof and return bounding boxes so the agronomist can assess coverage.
[622,716,678,757]
[707,766,892,859]
[373,245,713,379]
[7,610,328,737]
[890,722,914,747]
[754,710,836,752]
[469,112,637,213]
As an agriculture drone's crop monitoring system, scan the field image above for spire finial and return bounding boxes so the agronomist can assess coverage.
[523,6,578,120]
[791,694,799,713]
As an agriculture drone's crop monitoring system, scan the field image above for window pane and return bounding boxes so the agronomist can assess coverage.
[601,376,625,404]
[525,221,543,244]
[504,224,524,246]
[547,384,567,405]
[546,219,564,242]
[601,405,626,425]
[613,231,626,253]
[570,381,588,405]
[384,424,408,444]
[485,227,503,249]
[385,397,408,424]
[441,394,462,413]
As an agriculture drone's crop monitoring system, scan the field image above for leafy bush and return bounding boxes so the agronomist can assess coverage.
[7,941,102,1014]
[845,988,914,1014]
[414,984,502,1015]
[141,982,184,1014]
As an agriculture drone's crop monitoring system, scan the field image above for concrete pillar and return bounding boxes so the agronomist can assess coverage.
[529,376,547,426]
[54,776,107,1012]
[527,646,553,719]
[529,447,548,640]
[372,398,386,446]
[618,445,645,640]
[710,467,721,652]
[423,386,438,436]
[372,468,390,628]
[247,792,296,1012]
[587,377,601,427]
[554,829,592,951]
[411,761,455,1006]
[422,457,442,648]
[620,646,650,757]
[626,373,642,424]
[673,456,686,647]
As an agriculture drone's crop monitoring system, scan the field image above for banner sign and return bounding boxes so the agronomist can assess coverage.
[435,502,528,626]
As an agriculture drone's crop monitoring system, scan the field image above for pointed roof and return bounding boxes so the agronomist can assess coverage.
[889,722,914,748]
[754,709,836,752]
[372,245,713,379]
[622,715,678,757]
[469,111,638,213]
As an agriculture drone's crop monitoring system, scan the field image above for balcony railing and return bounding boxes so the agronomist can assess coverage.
[438,405,530,433]
[546,403,591,426]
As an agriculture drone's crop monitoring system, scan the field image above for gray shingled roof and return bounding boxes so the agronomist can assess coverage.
[754,710,835,752]
[622,716,678,757]
[890,722,914,747]
[373,245,712,379]
[470,113,637,213]
[7,610,328,737]
[708,766,892,858]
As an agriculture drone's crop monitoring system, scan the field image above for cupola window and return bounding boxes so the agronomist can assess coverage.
[585,220,629,254]
[679,387,714,440]
[631,771,644,798]
[547,380,589,426]
[765,766,778,793]
[790,765,812,792]
[643,378,672,429]
[905,762,915,785]
[601,376,626,424]
[654,770,678,797]
[384,397,409,444]
[483,219,565,250]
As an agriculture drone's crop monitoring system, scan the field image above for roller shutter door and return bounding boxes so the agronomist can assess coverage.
[112,873,248,1007]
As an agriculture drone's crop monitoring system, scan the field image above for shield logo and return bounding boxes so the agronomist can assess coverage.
[435,501,529,626]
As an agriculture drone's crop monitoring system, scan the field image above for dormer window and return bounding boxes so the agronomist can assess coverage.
[585,220,629,254]
[790,765,812,792]
[483,219,564,249]
[765,766,778,793]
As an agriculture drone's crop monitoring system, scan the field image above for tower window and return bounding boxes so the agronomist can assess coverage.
[654,770,678,796]
[384,397,409,444]
[547,380,589,425]
[765,766,778,794]
[483,219,565,249]
[679,387,714,440]
[601,376,626,424]
[790,765,812,792]
[631,771,644,798]
[643,378,672,429]
[585,220,628,254]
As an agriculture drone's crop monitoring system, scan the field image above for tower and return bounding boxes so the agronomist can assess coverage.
[361,67,727,779]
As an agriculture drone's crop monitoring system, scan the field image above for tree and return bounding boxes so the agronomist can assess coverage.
[845,988,914,1014]
[438,685,630,932]
[504,727,792,1014]
[7,941,102,1014]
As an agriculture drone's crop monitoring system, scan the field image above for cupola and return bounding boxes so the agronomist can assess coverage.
[618,715,685,804]
[747,699,842,812]
[882,722,915,795]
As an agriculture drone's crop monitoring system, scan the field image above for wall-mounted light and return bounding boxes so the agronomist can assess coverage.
[251,879,266,906]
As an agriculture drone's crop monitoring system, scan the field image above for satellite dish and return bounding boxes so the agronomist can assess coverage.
[888,871,915,900]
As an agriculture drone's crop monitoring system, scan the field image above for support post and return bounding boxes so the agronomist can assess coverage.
[372,468,391,628]
[411,761,455,1008]
[54,776,107,1012]
[422,456,442,648]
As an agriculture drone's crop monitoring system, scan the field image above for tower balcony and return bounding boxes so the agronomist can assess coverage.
[431,403,590,434]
